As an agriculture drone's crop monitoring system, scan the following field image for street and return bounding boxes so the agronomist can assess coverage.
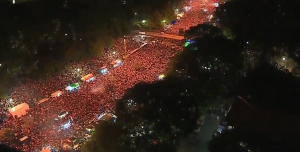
[178,115,219,152]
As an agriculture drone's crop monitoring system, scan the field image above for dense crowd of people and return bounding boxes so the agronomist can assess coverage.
[0,0,217,151]
[165,0,217,35]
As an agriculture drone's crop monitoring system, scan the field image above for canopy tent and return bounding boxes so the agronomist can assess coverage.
[111,59,122,67]
[38,98,49,105]
[65,83,80,91]
[99,67,108,75]
[60,120,72,129]
[51,91,62,98]
[70,83,79,88]
[40,149,51,152]
[81,74,94,82]
[8,103,29,118]
[19,136,28,142]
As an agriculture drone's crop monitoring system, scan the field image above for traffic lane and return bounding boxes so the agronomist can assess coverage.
[193,115,219,152]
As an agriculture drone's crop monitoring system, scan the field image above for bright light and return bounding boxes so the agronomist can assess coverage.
[158,74,165,80]
[9,98,12,103]
[12,0,15,4]
[100,68,108,75]
[283,57,286,60]
[0,63,1,66]
[135,13,137,15]
[162,20,166,23]
[142,20,146,23]
[77,68,80,72]
[113,51,116,54]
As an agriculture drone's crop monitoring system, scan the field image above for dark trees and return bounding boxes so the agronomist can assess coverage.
[237,63,300,115]
[214,0,300,71]
[208,127,294,152]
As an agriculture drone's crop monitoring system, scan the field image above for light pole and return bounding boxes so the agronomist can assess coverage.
[123,36,127,56]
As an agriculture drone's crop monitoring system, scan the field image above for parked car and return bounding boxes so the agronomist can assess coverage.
[213,125,226,137]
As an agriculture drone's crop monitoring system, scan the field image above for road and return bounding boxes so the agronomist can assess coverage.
[178,115,219,152]
[145,32,184,40]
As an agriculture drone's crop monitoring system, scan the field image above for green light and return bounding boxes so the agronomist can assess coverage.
[184,42,190,47]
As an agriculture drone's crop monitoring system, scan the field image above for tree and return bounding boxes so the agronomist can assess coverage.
[215,0,300,47]
[0,128,13,141]
[208,127,296,152]
[237,62,300,115]
[184,24,223,40]
[82,121,128,152]
[170,24,244,89]
[0,144,21,152]
[214,0,300,69]
[115,77,221,151]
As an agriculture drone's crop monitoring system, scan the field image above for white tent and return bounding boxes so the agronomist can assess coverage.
[8,103,29,118]
[19,136,28,142]
[51,90,62,98]
[38,98,49,105]
[40,149,51,152]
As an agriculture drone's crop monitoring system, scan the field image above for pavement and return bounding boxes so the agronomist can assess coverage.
[178,115,219,152]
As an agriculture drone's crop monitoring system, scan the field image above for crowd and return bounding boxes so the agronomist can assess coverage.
[0,0,216,151]
[165,0,217,35]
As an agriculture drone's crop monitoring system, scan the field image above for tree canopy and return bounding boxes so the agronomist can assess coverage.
[83,74,226,151]
[115,78,203,151]
[208,127,295,152]
[0,128,13,141]
[169,24,244,92]
[214,0,300,70]
[214,0,300,48]
[81,121,127,152]
[237,62,300,115]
